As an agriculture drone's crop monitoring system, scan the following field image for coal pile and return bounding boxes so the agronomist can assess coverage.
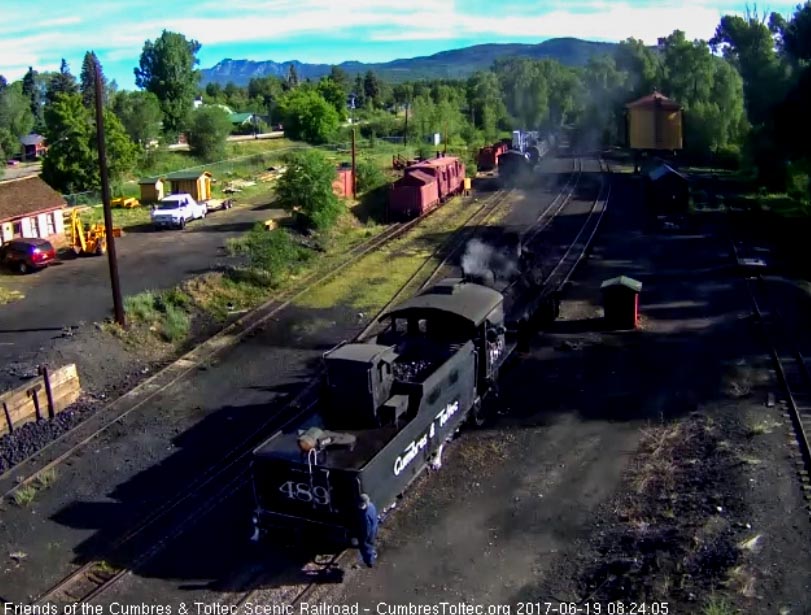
[393,359,433,382]
[0,396,100,474]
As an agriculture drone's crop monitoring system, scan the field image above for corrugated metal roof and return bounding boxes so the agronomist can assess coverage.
[383,279,502,326]
[626,91,681,110]
[164,170,213,181]
[0,176,65,222]
[601,276,642,293]
[138,176,163,185]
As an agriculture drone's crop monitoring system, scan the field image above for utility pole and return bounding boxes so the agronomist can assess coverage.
[94,57,125,327]
[404,102,409,147]
[351,127,357,199]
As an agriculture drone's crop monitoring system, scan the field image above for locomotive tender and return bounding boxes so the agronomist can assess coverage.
[249,278,514,544]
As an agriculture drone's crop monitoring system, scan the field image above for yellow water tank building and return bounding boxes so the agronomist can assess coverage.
[625,91,683,151]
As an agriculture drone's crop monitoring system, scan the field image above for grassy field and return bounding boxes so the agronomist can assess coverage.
[294,193,476,313]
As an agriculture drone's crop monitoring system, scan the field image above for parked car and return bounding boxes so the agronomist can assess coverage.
[0,238,57,273]
[150,193,207,230]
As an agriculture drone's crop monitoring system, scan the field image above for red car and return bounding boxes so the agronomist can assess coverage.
[0,237,57,273]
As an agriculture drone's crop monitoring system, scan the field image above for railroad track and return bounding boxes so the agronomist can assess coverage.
[30,182,516,608]
[540,158,612,294]
[224,154,612,610]
[34,153,609,609]
[733,247,811,509]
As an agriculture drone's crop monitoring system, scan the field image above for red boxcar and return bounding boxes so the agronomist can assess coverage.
[389,155,465,220]
[389,170,440,219]
[477,142,508,171]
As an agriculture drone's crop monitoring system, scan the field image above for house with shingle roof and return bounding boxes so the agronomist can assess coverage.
[0,176,66,246]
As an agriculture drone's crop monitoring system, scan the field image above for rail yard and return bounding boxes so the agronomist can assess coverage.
[2,135,811,614]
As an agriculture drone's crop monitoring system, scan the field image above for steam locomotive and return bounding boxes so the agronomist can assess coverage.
[249,278,515,545]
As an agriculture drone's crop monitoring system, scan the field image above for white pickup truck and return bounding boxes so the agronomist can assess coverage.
[150,193,207,230]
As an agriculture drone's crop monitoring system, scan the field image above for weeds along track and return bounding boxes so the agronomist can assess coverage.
[29,185,515,607]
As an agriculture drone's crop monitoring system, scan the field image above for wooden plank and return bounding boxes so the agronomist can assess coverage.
[0,364,80,437]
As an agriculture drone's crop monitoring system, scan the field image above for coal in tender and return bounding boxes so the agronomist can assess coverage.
[393,359,433,382]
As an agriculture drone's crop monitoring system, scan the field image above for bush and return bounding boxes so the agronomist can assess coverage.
[187,106,232,162]
[228,224,312,284]
[275,149,344,230]
[123,289,192,343]
[355,158,387,193]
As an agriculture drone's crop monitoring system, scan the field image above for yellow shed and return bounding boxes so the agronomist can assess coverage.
[625,91,683,151]
[138,177,165,203]
[164,171,213,202]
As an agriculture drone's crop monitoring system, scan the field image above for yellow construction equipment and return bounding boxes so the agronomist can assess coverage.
[111,197,141,209]
[67,209,123,256]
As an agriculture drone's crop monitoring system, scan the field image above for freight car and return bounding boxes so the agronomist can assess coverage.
[477,142,508,172]
[249,278,514,546]
[389,154,466,220]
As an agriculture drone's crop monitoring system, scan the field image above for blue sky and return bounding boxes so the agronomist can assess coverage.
[0,0,801,89]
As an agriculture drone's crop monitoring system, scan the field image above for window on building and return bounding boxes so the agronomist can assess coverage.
[12,222,21,237]
[46,213,56,235]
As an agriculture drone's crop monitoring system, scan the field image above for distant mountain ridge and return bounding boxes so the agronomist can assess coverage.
[201,37,618,86]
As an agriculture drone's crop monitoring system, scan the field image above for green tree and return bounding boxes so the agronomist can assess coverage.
[46,59,78,105]
[286,64,299,89]
[41,92,137,192]
[355,157,386,193]
[21,67,43,129]
[614,38,660,98]
[186,105,232,161]
[277,88,339,144]
[467,71,506,140]
[112,90,163,147]
[135,30,202,138]
[0,82,35,155]
[363,71,382,108]
[247,76,283,114]
[80,51,108,109]
[317,78,348,119]
[328,66,351,94]
[710,13,787,126]
[275,149,342,230]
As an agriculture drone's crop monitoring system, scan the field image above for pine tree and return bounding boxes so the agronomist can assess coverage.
[80,51,107,108]
[287,64,299,89]
[21,67,39,120]
[46,59,78,104]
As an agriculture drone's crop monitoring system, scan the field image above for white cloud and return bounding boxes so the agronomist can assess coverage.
[0,0,800,82]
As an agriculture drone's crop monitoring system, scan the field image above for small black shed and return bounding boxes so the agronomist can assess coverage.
[644,163,689,213]
[601,276,642,329]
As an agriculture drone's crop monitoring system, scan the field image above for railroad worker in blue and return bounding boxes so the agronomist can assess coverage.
[356,493,379,568]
